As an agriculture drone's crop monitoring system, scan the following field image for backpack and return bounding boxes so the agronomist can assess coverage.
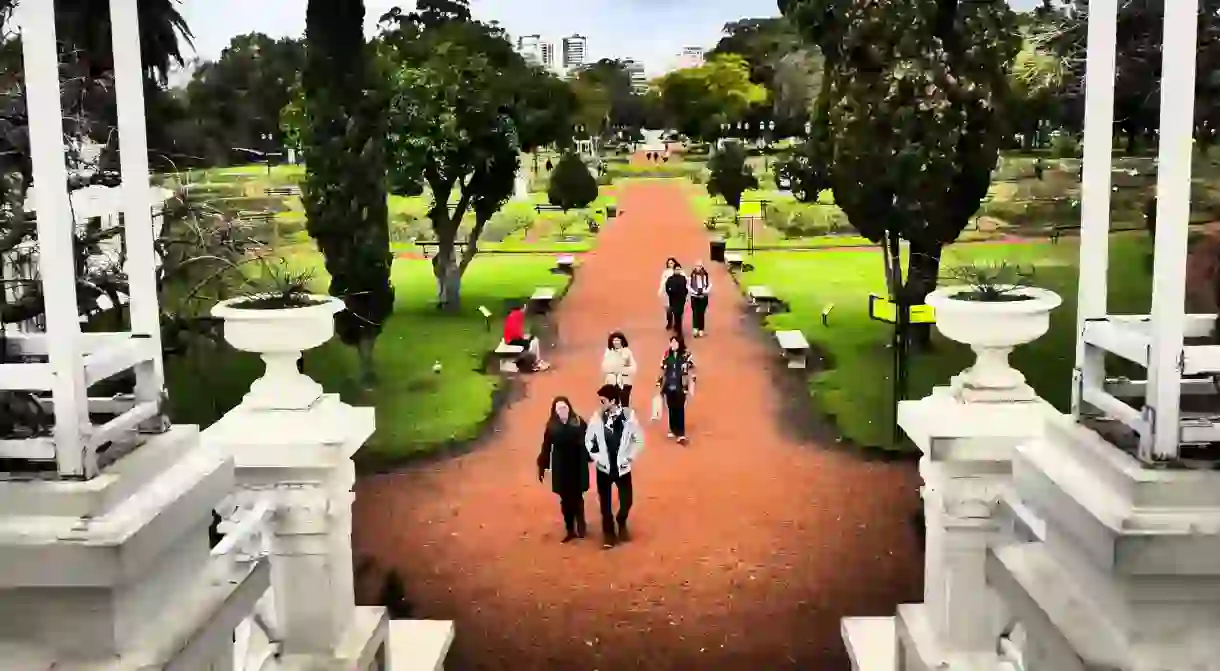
[662,355,684,392]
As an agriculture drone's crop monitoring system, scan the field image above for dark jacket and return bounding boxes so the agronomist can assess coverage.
[665,273,689,303]
[538,418,590,496]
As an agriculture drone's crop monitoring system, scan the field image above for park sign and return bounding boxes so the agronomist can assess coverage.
[739,200,764,218]
[868,293,935,325]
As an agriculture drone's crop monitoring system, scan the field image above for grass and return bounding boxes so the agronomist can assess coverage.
[739,233,1153,450]
[165,253,571,460]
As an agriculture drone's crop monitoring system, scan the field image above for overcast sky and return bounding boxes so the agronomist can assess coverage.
[178,0,1045,77]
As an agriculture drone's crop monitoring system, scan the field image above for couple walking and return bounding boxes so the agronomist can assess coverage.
[537,386,643,549]
[659,258,712,337]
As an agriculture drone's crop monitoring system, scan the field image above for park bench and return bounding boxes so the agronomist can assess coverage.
[555,255,575,274]
[775,329,810,369]
[388,620,455,671]
[493,340,525,373]
[724,252,743,271]
[530,287,557,314]
[237,210,275,225]
[416,241,468,259]
[746,285,781,313]
[264,185,301,197]
[1048,222,1081,244]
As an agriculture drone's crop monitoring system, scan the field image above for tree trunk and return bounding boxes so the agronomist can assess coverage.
[904,239,943,349]
[356,338,376,388]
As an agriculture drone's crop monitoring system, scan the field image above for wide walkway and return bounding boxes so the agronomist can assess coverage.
[353,181,922,670]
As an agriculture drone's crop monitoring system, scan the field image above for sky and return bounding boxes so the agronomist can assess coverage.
[178,0,1045,79]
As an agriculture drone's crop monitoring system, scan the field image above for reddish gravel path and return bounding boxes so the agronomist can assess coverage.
[352,181,922,670]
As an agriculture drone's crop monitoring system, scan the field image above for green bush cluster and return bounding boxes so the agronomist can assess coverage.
[1049,133,1081,159]
[604,162,707,182]
[764,201,847,238]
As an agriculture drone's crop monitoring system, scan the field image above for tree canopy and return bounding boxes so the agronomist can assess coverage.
[655,54,768,141]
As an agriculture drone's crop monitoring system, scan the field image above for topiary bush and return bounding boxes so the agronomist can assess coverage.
[548,152,599,211]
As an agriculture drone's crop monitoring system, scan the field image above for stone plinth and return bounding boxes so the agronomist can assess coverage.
[842,387,1054,671]
[0,426,266,668]
[988,409,1220,671]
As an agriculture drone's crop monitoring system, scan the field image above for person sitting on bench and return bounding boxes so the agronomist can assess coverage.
[504,303,550,372]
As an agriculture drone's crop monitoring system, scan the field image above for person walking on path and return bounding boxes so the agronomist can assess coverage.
[537,396,590,543]
[601,331,639,407]
[658,258,680,327]
[657,332,696,444]
[688,262,712,338]
[585,384,645,548]
[663,263,690,334]
[503,303,550,372]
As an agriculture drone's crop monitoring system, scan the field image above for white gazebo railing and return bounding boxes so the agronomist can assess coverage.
[1,0,168,477]
[211,497,281,671]
[1072,0,1208,461]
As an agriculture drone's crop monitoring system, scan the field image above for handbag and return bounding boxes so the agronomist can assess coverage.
[650,393,663,422]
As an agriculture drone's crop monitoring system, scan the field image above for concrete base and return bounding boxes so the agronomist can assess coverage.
[389,619,455,671]
[274,605,389,670]
[842,616,896,671]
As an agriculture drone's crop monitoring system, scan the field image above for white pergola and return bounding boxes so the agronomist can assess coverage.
[1072,0,1207,461]
[1,0,167,477]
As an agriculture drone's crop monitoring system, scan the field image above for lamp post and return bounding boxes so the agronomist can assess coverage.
[765,120,776,172]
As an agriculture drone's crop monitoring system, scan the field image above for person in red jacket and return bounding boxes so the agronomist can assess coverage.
[504,303,550,372]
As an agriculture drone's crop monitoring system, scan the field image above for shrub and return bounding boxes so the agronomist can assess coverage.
[1049,132,1081,159]
[707,141,759,210]
[548,152,599,211]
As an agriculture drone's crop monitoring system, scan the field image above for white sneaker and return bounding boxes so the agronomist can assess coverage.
[666,432,674,438]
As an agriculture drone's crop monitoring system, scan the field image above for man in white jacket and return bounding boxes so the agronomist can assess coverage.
[585,384,645,548]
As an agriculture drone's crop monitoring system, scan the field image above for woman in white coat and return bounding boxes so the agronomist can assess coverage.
[601,331,639,407]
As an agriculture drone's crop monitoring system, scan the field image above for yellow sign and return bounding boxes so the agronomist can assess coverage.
[868,293,935,325]
[739,200,764,218]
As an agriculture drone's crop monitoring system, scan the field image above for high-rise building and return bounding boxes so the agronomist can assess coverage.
[540,42,556,69]
[562,34,588,70]
[677,46,705,70]
[622,58,648,94]
[516,34,543,66]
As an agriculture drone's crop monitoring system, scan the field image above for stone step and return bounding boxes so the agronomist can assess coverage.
[841,616,896,671]
[389,619,454,671]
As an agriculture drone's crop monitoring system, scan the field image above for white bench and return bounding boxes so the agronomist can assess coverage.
[556,255,575,273]
[530,287,557,313]
[724,252,743,270]
[746,285,779,313]
[493,340,525,373]
[775,329,810,369]
[388,619,455,671]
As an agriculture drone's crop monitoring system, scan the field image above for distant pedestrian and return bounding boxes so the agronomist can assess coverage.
[657,333,695,444]
[663,263,689,334]
[537,396,591,543]
[585,384,645,548]
[545,158,553,171]
[601,331,639,407]
[689,261,711,337]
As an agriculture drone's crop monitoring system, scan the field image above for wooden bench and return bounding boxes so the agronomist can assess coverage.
[724,252,743,271]
[555,255,575,274]
[264,185,301,197]
[775,329,810,369]
[388,619,455,671]
[493,340,525,373]
[746,285,780,313]
[237,210,275,224]
[530,287,557,313]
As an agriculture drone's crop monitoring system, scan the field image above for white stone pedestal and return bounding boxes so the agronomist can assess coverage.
[988,409,1220,671]
[842,387,1054,671]
[0,426,267,669]
[204,392,453,670]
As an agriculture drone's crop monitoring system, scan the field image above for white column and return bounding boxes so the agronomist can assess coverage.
[109,0,167,423]
[1071,0,1118,420]
[1144,0,1200,461]
[19,1,92,476]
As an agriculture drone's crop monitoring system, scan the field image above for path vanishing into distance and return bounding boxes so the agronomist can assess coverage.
[353,179,923,670]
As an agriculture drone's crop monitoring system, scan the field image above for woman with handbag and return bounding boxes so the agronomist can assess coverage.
[537,396,591,542]
[656,332,695,444]
[601,331,638,406]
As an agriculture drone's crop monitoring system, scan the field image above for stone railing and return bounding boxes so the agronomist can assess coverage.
[211,497,280,671]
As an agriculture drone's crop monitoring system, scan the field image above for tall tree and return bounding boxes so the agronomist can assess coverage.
[709,17,820,133]
[379,0,571,309]
[655,54,768,141]
[301,0,394,382]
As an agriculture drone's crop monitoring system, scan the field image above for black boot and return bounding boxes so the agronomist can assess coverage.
[575,510,587,538]
[617,516,630,542]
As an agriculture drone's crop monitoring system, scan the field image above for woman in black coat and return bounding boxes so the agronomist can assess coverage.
[537,396,591,542]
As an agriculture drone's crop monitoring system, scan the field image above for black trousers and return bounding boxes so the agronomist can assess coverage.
[596,471,633,536]
[664,388,686,437]
[691,295,709,331]
[618,383,633,407]
[559,494,586,535]
[666,299,686,332]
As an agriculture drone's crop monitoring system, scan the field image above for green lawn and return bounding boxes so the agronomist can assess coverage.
[739,234,1153,450]
[166,254,570,460]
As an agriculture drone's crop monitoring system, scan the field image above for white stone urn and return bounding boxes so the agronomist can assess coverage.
[926,285,1062,402]
[211,294,345,410]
